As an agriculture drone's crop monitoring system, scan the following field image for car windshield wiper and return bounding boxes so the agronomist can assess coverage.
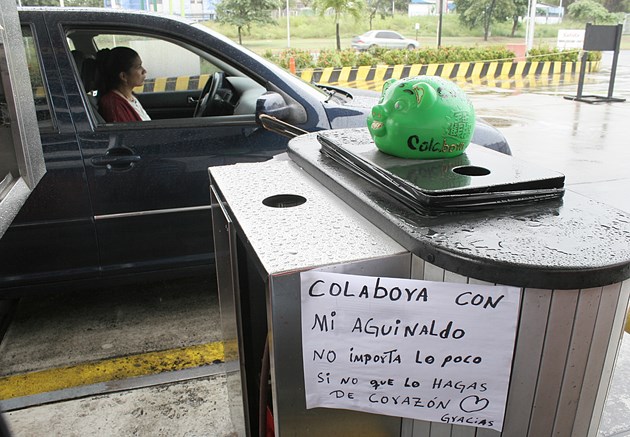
[315,83,353,103]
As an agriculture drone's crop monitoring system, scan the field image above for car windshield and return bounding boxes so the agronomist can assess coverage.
[190,22,334,103]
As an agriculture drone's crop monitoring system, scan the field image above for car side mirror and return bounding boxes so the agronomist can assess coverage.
[256,92,310,138]
[255,92,291,123]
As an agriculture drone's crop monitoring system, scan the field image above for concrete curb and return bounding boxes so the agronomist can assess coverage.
[298,60,601,88]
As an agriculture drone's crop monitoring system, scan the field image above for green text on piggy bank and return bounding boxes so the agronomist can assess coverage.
[367,76,475,159]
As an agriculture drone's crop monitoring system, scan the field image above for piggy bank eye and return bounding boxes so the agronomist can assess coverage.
[394,100,408,111]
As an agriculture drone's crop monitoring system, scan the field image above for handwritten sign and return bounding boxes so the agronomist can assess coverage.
[300,271,521,432]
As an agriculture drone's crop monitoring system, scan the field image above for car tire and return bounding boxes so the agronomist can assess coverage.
[407,44,415,50]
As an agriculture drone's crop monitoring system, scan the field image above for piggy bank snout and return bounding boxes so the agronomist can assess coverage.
[369,105,387,136]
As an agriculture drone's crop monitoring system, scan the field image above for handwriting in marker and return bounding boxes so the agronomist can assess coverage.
[459,395,489,413]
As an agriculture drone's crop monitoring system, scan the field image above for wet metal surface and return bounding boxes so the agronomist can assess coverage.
[210,160,405,275]
[289,129,630,290]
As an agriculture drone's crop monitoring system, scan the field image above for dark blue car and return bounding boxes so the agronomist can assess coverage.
[0,8,509,294]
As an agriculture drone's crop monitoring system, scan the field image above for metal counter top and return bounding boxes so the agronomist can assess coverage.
[209,159,406,276]
[287,128,630,289]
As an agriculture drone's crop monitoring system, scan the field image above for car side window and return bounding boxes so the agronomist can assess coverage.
[21,26,54,132]
[92,33,221,96]
[66,30,264,123]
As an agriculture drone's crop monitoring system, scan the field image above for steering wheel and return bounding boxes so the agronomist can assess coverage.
[194,71,226,117]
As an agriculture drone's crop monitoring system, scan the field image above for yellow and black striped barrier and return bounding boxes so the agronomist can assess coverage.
[134,60,599,94]
[33,60,600,96]
[298,60,600,91]
[136,73,211,93]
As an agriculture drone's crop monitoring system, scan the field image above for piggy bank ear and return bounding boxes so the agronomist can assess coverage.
[379,78,398,102]
[412,82,438,109]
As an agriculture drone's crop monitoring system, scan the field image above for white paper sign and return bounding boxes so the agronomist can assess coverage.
[557,29,585,49]
[300,271,521,432]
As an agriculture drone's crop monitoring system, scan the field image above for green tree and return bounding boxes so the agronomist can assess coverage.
[567,0,618,22]
[313,0,365,50]
[392,0,410,15]
[216,0,281,45]
[511,0,528,36]
[367,0,392,28]
[598,0,630,13]
[455,0,516,40]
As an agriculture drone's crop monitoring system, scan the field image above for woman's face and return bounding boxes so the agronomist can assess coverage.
[122,56,146,88]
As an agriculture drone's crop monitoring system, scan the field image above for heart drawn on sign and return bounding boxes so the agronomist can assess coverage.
[459,395,490,413]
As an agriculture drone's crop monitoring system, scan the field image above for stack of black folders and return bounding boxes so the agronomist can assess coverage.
[317,129,565,216]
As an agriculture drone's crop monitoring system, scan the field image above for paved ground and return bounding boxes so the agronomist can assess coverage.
[1,52,629,436]
[467,52,630,437]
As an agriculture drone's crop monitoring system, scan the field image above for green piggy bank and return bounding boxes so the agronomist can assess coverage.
[367,76,475,159]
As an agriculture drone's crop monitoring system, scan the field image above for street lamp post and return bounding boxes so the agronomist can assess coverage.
[437,0,443,48]
[286,0,291,48]
[526,0,537,51]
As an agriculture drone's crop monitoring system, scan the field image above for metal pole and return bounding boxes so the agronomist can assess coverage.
[526,0,537,50]
[286,0,290,48]
[607,24,623,99]
[576,51,587,98]
[437,0,443,48]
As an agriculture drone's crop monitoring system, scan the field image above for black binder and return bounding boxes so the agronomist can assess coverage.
[317,129,565,215]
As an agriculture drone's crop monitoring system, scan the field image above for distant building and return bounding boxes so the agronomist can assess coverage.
[408,0,453,17]
[103,0,216,21]
[534,3,564,24]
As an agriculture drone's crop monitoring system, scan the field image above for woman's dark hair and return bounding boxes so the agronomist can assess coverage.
[96,46,140,94]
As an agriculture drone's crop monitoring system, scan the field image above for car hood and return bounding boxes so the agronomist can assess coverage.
[322,89,380,130]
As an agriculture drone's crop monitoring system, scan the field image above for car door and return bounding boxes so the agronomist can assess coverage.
[0,15,99,289]
[45,17,290,275]
[383,31,405,50]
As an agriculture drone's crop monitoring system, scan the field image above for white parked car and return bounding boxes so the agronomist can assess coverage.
[351,30,420,51]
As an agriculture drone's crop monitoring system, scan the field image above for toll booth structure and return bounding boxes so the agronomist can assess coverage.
[1,0,47,434]
[210,129,630,437]
[0,0,46,238]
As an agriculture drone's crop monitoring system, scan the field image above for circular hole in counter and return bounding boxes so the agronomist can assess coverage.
[262,194,307,208]
[452,165,491,176]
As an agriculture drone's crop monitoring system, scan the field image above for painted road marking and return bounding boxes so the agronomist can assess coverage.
[0,342,224,401]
